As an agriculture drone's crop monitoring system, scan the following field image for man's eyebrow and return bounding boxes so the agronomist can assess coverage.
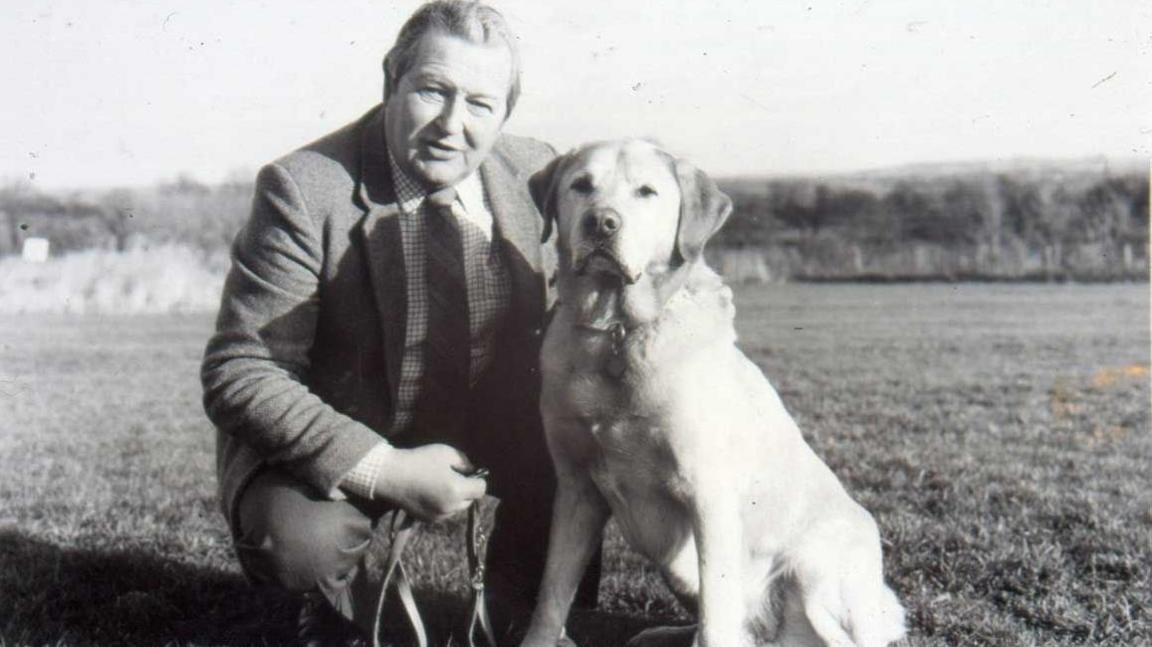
[409,71,449,85]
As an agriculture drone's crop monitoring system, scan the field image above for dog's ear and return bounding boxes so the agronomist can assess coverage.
[673,158,733,265]
[529,154,569,243]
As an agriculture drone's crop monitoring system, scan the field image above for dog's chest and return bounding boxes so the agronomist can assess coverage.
[547,331,675,421]
[569,380,676,460]
[546,333,688,481]
[571,379,698,568]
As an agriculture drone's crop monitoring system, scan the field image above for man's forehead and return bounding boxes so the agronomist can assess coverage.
[407,30,512,84]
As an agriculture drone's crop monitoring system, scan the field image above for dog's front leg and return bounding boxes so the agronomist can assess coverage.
[520,423,610,647]
[690,478,749,647]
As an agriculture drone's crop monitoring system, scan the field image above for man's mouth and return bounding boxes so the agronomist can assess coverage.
[421,140,463,160]
[576,247,640,284]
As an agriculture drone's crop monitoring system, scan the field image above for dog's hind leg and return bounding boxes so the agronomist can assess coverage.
[758,579,821,647]
[841,583,907,647]
[801,596,855,647]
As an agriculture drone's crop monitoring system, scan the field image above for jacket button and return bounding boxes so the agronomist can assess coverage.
[532,327,543,337]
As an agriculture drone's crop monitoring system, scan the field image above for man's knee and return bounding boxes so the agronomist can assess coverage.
[234,470,376,592]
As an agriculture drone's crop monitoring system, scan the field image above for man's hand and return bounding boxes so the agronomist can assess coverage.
[372,444,487,521]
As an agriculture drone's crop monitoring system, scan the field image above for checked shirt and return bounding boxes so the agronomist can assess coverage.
[337,155,512,499]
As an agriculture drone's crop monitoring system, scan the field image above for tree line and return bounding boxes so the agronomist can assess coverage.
[0,175,251,260]
[2,161,1147,282]
[712,163,1148,281]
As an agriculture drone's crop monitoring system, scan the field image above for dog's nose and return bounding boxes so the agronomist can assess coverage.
[582,208,622,239]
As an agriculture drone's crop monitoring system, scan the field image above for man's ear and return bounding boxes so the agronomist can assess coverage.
[529,154,569,243]
[673,158,733,265]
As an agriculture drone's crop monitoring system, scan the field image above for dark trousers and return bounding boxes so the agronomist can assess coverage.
[231,371,600,641]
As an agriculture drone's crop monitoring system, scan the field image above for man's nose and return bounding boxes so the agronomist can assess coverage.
[582,208,622,239]
[435,95,467,135]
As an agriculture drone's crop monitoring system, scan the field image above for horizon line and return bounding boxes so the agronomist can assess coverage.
[6,153,1147,194]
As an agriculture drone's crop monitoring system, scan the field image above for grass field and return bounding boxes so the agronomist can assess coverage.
[1,283,1148,646]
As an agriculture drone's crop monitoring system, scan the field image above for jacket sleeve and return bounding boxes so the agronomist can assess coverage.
[201,162,383,496]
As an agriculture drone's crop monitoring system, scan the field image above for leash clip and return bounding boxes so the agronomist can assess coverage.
[604,322,629,379]
[466,502,498,647]
[608,321,627,348]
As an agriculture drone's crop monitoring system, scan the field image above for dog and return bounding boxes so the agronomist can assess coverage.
[517,140,906,647]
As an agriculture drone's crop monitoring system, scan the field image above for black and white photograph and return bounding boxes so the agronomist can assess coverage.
[1,1,1148,645]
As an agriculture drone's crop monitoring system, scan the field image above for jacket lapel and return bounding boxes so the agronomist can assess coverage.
[353,107,407,407]
[480,149,546,329]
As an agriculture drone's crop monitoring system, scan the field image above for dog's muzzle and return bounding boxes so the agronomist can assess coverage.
[573,208,642,283]
[575,246,640,284]
[582,207,622,240]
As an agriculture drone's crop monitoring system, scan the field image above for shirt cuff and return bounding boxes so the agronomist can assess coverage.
[332,442,395,500]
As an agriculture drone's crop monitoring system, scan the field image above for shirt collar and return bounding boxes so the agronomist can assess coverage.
[387,151,486,217]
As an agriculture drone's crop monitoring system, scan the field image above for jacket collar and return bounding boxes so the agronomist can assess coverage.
[356,105,542,268]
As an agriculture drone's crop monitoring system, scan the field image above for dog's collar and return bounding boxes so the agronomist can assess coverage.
[572,319,631,379]
[558,261,698,380]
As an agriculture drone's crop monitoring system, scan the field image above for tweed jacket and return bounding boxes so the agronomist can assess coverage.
[201,105,556,531]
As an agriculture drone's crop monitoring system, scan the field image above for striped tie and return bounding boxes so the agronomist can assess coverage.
[413,187,470,441]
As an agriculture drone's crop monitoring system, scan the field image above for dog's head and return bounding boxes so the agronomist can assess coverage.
[530,140,732,286]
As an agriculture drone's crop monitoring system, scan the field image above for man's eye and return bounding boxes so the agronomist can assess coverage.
[467,99,495,115]
[416,87,444,101]
[570,176,593,194]
[636,185,658,198]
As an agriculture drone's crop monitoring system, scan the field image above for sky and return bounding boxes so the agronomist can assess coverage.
[2,0,1149,189]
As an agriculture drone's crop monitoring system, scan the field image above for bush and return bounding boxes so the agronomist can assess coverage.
[715,163,1149,281]
[0,244,226,314]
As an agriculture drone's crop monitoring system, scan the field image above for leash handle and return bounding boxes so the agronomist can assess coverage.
[372,469,497,647]
[372,509,428,647]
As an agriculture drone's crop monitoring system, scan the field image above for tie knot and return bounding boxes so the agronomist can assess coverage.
[426,187,458,209]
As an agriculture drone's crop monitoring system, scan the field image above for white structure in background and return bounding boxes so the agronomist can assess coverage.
[22,237,50,262]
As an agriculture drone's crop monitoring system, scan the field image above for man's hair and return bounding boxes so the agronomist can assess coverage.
[383,0,521,116]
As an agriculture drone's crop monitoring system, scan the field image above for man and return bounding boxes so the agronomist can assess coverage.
[201,2,597,644]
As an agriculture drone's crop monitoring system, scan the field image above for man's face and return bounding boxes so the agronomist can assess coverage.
[384,30,512,191]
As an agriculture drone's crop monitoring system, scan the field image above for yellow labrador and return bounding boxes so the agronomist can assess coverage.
[519,140,906,647]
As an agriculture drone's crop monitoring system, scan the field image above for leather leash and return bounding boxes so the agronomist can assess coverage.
[371,470,499,647]
[372,508,427,647]
[465,501,498,647]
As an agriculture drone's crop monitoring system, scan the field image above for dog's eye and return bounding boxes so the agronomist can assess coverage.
[636,185,658,198]
[570,176,594,194]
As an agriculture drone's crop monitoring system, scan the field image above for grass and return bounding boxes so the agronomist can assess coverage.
[0,283,1148,646]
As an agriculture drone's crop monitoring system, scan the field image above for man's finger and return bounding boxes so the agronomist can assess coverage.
[459,473,488,499]
[452,464,488,478]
